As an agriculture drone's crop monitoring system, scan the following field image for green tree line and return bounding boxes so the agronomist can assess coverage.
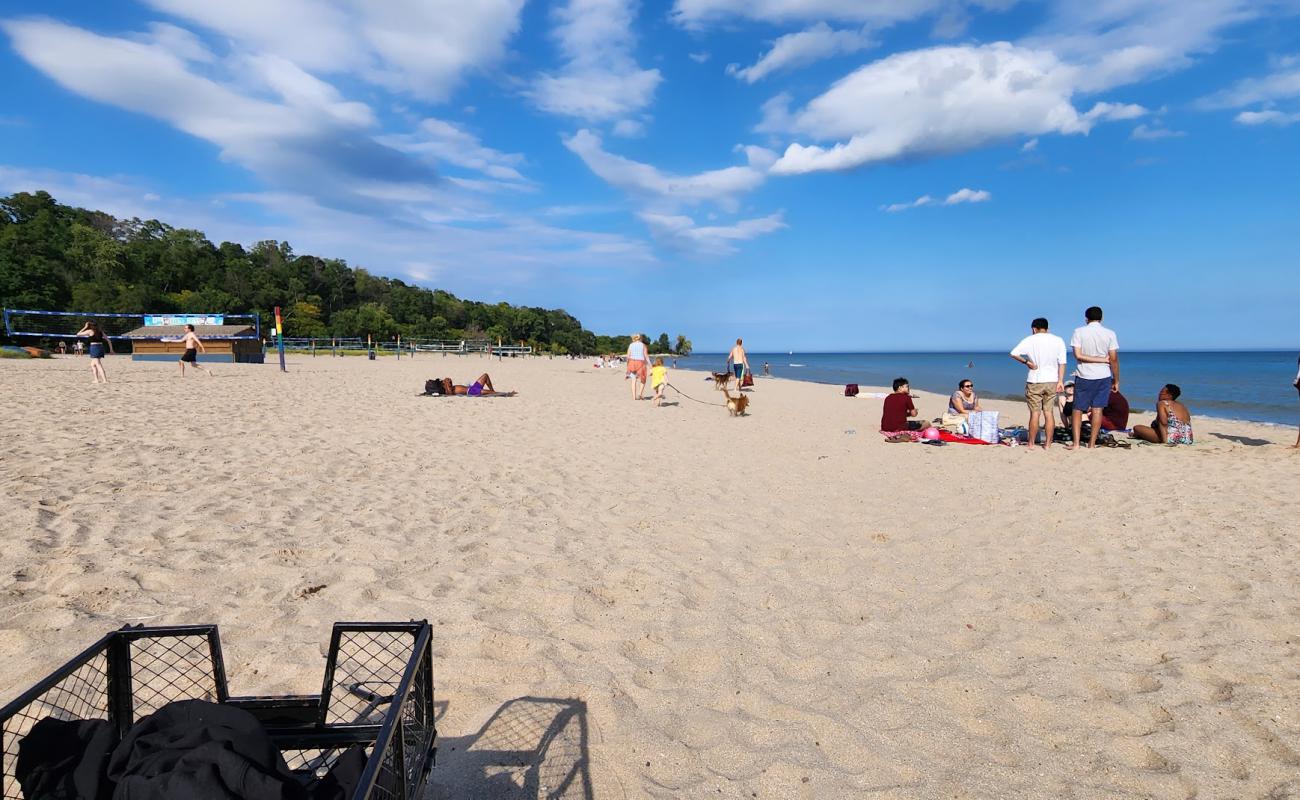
[0,191,694,356]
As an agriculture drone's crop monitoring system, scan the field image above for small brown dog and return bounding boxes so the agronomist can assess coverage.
[725,392,749,417]
[711,372,732,391]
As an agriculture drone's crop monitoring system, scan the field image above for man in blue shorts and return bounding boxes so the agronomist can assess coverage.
[1068,306,1120,450]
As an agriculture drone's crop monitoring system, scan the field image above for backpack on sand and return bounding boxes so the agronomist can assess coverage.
[844,383,859,397]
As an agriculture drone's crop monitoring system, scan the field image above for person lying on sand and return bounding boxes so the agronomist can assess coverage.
[428,374,514,396]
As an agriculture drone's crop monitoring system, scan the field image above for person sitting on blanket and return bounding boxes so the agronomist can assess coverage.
[430,373,512,396]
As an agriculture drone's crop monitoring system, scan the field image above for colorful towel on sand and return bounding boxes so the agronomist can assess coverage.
[938,431,992,445]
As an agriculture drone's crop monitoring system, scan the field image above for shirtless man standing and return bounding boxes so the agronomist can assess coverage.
[178,324,211,376]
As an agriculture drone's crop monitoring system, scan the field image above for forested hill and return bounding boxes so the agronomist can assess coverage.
[0,191,692,355]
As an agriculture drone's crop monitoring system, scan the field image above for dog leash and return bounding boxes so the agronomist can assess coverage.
[666,382,727,407]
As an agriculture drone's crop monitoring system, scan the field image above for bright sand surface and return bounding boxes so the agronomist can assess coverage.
[2,354,1298,799]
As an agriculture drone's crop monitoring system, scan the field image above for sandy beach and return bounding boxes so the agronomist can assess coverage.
[1,353,1298,799]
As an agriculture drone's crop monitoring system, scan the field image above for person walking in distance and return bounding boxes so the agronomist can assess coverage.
[1009,317,1067,450]
[1068,306,1119,449]
[177,324,212,377]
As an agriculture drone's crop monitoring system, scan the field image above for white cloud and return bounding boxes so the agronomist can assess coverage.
[142,0,525,101]
[881,195,933,213]
[1021,137,1038,151]
[1081,101,1147,122]
[1199,57,1300,109]
[563,129,768,211]
[136,22,214,63]
[688,52,711,63]
[881,187,990,212]
[1,17,437,210]
[1026,0,1265,93]
[380,119,527,184]
[1130,123,1186,140]
[2,164,656,294]
[612,118,648,137]
[672,0,1018,29]
[562,131,783,256]
[1235,109,1300,126]
[727,23,874,83]
[640,211,786,256]
[765,43,1148,175]
[943,187,990,205]
[529,0,662,122]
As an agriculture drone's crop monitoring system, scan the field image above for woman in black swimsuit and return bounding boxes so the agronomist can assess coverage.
[75,320,113,384]
[1292,355,1299,449]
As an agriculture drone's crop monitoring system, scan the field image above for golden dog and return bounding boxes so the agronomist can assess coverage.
[725,391,750,417]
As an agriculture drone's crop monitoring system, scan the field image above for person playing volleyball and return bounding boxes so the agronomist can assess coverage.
[75,320,113,383]
[178,324,212,377]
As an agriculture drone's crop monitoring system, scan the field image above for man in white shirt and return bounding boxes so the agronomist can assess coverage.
[1068,306,1120,450]
[1010,317,1067,450]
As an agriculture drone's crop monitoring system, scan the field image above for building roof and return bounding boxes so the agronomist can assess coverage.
[123,324,256,338]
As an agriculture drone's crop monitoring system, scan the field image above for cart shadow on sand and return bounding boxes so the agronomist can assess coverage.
[428,696,595,799]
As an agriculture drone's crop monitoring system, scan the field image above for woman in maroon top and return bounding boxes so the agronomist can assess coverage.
[881,377,918,432]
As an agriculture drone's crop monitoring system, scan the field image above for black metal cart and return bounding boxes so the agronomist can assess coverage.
[0,621,436,799]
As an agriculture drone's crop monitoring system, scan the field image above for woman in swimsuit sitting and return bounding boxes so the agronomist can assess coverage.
[431,373,513,396]
[1131,384,1193,444]
[948,379,983,417]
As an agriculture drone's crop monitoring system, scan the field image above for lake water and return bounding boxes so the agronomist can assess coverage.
[674,351,1300,426]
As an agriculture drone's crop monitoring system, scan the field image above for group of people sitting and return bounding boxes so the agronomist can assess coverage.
[943,379,1194,445]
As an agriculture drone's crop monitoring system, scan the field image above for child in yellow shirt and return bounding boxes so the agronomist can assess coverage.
[650,357,668,406]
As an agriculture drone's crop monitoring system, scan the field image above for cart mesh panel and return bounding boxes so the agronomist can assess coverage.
[1,651,110,800]
[399,652,434,791]
[128,634,220,717]
[326,630,413,725]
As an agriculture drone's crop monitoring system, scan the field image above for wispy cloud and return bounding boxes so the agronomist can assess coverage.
[1235,109,1300,126]
[639,211,786,256]
[563,129,770,212]
[528,0,661,123]
[882,187,991,212]
[944,187,991,205]
[1130,123,1186,140]
[1198,53,1300,110]
[141,0,525,101]
[672,0,1019,30]
[727,23,874,83]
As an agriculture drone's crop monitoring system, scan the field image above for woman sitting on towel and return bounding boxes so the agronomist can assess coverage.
[948,379,983,417]
[430,373,511,396]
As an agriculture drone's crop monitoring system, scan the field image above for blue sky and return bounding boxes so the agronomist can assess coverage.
[2,0,1298,351]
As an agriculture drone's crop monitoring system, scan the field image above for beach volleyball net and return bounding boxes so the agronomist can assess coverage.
[3,309,260,340]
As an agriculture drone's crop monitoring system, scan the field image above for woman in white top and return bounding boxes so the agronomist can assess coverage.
[626,334,650,400]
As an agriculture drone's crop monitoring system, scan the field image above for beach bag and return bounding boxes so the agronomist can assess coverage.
[741,371,754,388]
[967,410,1000,444]
[940,413,967,434]
[845,383,859,397]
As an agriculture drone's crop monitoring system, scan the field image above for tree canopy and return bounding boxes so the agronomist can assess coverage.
[0,191,693,355]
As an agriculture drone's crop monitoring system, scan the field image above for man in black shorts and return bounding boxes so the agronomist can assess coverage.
[178,324,212,377]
